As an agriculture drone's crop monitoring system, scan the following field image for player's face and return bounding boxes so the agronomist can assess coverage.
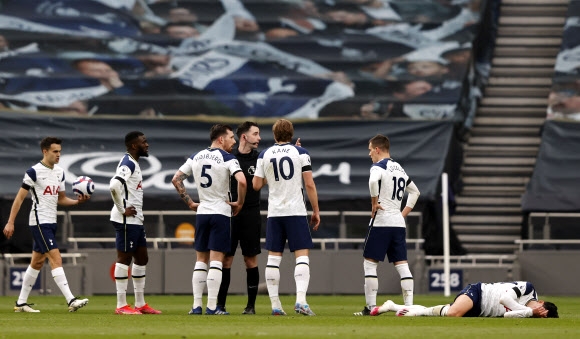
[243,126,261,150]
[135,135,149,157]
[223,130,236,153]
[368,142,378,163]
[43,144,62,166]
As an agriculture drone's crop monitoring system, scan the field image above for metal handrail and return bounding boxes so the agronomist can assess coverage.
[527,212,580,240]
[515,239,580,252]
[2,253,87,265]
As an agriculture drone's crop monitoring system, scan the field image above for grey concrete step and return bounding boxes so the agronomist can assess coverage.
[470,126,541,136]
[484,87,550,97]
[462,186,526,195]
[492,57,556,67]
[458,234,521,243]
[454,225,521,236]
[461,166,534,176]
[499,17,565,26]
[501,0,569,5]
[464,157,536,166]
[464,145,539,156]
[468,136,541,145]
[496,37,562,47]
[462,176,530,185]
[480,97,547,106]
[455,196,522,206]
[451,215,522,224]
[455,206,522,214]
[498,26,563,37]
[462,243,519,254]
[501,6,568,17]
[490,67,554,77]
[494,46,560,57]
[488,77,552,86]
[476,106,547,117]
[473,117,545,126]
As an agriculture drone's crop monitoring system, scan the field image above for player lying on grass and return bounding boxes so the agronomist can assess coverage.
[371,281,558,318]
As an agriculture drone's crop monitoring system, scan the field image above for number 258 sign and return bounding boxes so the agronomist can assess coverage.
[429,269,463,291]
[10,267,41,290]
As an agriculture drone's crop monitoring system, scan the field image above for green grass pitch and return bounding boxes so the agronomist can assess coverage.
[1,294,579,338]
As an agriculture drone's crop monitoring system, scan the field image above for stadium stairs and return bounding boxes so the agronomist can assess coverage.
[453,0,568,254]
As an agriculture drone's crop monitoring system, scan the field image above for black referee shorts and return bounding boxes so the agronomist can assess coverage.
[227,207,262,257]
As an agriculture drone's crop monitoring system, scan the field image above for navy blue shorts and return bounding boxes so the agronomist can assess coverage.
[113,221,147,253]
[195,214,231,253]
[452,282,482,317]
[30,223,58,254]
[265,216,313,253]
[228,208,262,257]
[363,226,407,262]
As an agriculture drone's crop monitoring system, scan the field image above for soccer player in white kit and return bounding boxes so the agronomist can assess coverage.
[354,134,420,316]
[172,124,246,315]
[252,119,321,316]
[109,131,161,315]
[374,281,558,318]
[3,137,89,313]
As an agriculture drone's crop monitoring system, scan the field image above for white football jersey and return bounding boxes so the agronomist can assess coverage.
[22,162,66,225]
[254,143,312,217]
[369,158,417,227]
[480,281,538,317]
[110,153,144,225]
[179,148,242,216]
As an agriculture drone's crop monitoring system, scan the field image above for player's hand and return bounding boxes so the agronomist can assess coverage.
[371,202,383,217]
[3,222,15,239]
[531,305,548,318]
[228,201,243,216]
[77,194,90,204]
[123,206,137,216]
[187,201,199,212]
[295,138,301,147]
[310,211,320,231]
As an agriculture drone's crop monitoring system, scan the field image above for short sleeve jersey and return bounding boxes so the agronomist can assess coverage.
[254,143,312,217]
[22,162,66,225]
[179,148,242,216]
[369,158,411,227]
[479,281,539,317]
[110,153,144,225]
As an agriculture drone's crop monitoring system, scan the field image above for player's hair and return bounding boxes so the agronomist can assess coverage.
[369,134,390,152]
[272,119,293,143]
[40,137,62,151]
[236,121,258,139]
[210,124,233,142]
[125,131,144,148]
[543,301,559,318]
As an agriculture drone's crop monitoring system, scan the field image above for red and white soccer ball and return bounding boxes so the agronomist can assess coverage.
[72,176,95,198]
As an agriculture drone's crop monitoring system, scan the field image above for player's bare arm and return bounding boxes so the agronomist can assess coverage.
[302,171,320,230]
[171,170,199,211]
[252,175,265,191]
[228,171,247,216]
[57,191,89,206]
[3,187,28,239]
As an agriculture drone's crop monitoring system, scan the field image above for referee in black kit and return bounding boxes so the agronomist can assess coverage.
[216,121,263,315]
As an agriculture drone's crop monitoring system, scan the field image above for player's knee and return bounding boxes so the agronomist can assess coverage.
[445,307,465,317]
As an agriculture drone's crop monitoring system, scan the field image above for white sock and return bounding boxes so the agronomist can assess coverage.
[206,261,223,310]
[294,256,310,304]
[132,264,146,308]
[265,255,282,310]
[417,305,448,316]
[192,262,208,309]
[364,259,378,308]
[115,263,129,308]
[17,266,40,305]
[52,267,75,304]
[395,263,414,306]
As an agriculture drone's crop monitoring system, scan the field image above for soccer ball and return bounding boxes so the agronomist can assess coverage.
[72,176,95,197]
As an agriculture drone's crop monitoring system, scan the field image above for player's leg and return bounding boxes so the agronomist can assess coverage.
[217,216,240,312]
[355,227,388,316]
[287,216,315,316]
[389,228,413,306]
[190,214,211,314]
[113,221,140,314]
[240,209,261,314]
[265,217,286,315]
[133,239,161,314]
[371,299,426,315]
[14,249,45,313]
[205,214,230,315]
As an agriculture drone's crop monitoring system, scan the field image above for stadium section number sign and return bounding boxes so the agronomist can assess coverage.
[10,267,41,290]
[428,269,463,291]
